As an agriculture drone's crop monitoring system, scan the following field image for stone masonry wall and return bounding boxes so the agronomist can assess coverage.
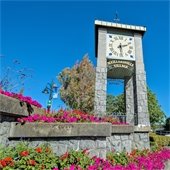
[0,121,107,158]
[9,138,107,159]
[125,76,135,125]
[134,33,150,126]
[133,132,150,150]
[94,67,107,116]
[106,134,133,153]
[0,122,11,145]
[0,121,150,156]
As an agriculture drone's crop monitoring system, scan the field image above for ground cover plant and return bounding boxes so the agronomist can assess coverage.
[0,143,170,170]
[17,109,127,125]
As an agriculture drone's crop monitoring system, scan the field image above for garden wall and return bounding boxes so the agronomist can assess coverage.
[0,94,43,122]
[0,94,151,159]
[0,121,150,159]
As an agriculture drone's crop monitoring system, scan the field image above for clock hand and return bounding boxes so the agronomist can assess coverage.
[121,44,128,47]
[121,42,131,47]
[117,43,122,49]
[117,43,123,53]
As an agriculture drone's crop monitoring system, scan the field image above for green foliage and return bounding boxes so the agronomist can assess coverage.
[58,55,95,113]
[0,142,59,170]
[0,143,169,169]
[107,151,129,165]
[106,94,125,115]
[59,150,93,169]
[0,144,93,170]
[149,133,170,147]
[106,87,166,127]
[147,87,166,127]
[165,117,170,131]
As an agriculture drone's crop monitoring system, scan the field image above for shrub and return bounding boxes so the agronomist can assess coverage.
[17,109,127,125]
[150,132,170,147]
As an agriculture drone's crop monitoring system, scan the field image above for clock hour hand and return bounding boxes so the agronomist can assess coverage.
[117,43,123,53]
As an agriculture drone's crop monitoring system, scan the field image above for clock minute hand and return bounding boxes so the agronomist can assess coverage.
[121,44,128,47]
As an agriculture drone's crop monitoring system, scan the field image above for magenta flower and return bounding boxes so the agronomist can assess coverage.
[0,89,42,108]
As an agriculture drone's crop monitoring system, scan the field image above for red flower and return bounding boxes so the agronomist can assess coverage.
[0,160,7,167]
[27,159,36,166]
[4,157,13,162]
[20,150,29,157]
[35,147,42,153]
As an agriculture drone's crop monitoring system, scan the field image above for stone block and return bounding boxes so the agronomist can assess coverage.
[121,135,129,140]
[9,122,112,138]
[114,135,121,140]
[111,125,134,133]
[79,140,96,149]
[99,149,106,159]
[0,94,43,122]
[96,139,106,149]
[68,140,79,151]
[88,149,99,158]
[122,140,131,152]
[134,126,151,132]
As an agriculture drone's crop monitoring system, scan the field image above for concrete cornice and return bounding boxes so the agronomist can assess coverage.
[95,20,146,32]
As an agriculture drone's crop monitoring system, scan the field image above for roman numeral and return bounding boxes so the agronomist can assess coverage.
[119,36,123,40]
[109,47,114,51]
[109,43,112,47]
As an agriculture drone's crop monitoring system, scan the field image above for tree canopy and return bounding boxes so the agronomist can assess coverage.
[147,87,166,126]
[58,55,95,113]
[106,94,125,115]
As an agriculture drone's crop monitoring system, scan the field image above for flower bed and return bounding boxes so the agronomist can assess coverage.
[17,110,126,125]
[0,143,169,170]
[0,89,42,108]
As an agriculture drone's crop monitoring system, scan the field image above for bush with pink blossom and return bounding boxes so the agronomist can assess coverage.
[17,109,127,125]
[0,89,42,108]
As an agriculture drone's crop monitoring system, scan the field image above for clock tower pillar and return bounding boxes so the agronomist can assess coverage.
[94,20,150,127]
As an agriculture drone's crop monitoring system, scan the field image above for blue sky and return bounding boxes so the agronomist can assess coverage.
[1,1,170,116]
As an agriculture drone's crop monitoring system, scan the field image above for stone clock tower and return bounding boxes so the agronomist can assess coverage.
[94,20,150,127]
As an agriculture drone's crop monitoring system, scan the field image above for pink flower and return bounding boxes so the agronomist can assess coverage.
[69,164,76,170]
[0,90,42,108]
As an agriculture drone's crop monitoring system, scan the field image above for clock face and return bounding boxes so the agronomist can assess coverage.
[107,34,135,61]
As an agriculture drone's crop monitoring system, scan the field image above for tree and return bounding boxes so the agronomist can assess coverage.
[106,94,125,115]
[58,55,95,112]
[0,59,33,93]
[147,87,166,127]
[164,117,170,131]
[106,88,166,127]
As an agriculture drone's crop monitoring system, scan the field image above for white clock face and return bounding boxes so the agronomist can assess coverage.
[107,34,135,61]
